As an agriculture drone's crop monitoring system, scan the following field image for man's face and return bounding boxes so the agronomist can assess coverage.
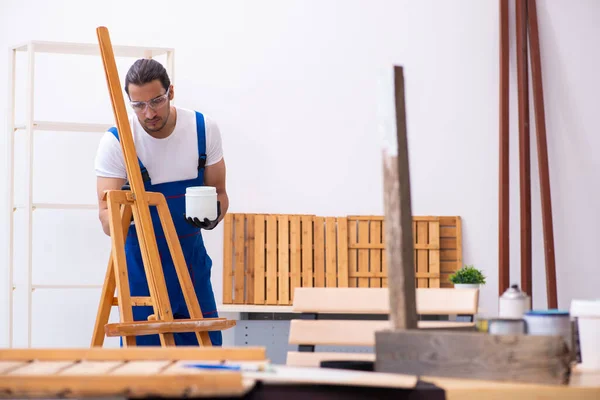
[127,80,173,132]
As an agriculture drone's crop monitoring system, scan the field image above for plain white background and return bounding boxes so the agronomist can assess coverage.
[0,0,598,348]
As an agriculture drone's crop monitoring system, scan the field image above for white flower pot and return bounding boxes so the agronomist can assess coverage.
[454,283,480,290]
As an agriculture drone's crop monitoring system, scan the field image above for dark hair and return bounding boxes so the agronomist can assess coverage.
[124,59,171,96]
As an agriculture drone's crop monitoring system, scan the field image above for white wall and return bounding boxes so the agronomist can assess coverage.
[0,0,598,347]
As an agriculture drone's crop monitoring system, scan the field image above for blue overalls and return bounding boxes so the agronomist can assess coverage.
[108,111,222,346]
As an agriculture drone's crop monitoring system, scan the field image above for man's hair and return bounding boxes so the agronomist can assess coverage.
[124,59,171,96]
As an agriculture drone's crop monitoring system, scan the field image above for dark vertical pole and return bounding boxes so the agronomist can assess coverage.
[527,0,558,309]
[499,0,510,296]
[517,0,532,297]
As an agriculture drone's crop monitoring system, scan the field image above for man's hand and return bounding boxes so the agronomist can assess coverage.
[97,176,127,236]
[185,201,221,230]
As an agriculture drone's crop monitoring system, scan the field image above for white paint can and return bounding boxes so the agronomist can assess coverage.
[185,186,218,221]
[570,299,600,370]
[499,284,530,319]
[523,310,572,352]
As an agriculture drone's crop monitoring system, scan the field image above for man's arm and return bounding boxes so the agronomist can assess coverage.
[203,157,228,223]
[97,176,127,236]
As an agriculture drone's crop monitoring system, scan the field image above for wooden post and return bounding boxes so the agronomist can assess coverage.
[517,0,532,297]
[498,0,510,296]
[380,66,418,330]
[527,0,558,309]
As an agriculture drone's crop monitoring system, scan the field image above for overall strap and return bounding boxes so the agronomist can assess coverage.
[195,112,207,177]
[108,127,151,183]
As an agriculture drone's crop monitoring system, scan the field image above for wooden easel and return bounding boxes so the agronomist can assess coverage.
[91,26,235,347]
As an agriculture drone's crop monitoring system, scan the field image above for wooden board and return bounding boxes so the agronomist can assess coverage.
[375,330,571,385]
[223,214,463,304]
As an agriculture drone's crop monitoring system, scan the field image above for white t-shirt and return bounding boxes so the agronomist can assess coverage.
[95,107,223,185]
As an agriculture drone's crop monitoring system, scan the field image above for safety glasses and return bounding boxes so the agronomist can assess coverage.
[129,88,170,113]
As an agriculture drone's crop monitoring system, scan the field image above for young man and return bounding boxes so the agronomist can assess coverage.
[94,58,228,346]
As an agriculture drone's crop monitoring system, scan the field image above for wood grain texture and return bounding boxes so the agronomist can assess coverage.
[222,214,233,304]
[234,214,246,304]
[336,217,349,287]
[516,0,532,298]
[105,318,236,337]
[498,0,510,296]
[254,215,266,304]
[301,216,314,288]
[278,215,290,304]
[528,0,558,309]
[382,66,418,330]
[375,330,571,385]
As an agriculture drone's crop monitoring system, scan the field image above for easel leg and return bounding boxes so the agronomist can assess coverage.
[91,257,115,347]
[156,196,212,346]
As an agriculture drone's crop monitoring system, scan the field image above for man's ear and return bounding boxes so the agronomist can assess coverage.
[168,84,174,100]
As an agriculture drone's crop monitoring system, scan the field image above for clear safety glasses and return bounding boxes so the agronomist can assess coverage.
[129,88,170,113]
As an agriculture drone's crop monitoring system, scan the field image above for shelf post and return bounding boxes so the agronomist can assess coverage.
[7,46,16,348]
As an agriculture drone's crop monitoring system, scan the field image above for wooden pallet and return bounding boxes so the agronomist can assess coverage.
[0,347,265,398]
[222,214,462,305]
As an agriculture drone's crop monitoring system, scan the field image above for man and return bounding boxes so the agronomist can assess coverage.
[94,58,228,346]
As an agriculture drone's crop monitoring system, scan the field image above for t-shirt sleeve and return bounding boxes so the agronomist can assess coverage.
[94,131,127,179]
[204,115,224,166]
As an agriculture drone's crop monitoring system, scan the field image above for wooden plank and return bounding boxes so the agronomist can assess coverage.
[348,219,358,287]
[375,330,571,385]
[110,361,172,375]
[0,373,246,398]
[286,352,375,368]
[222,213,234,304]
[381,224,387,287]
[8,361,74,375]
[289,216,301,301]
[416,221,428,287]
[59,361,123,375]
[278,215,290,305]
[266,215,278,305]
[313,217,325,287]
[233,214,246,304]
[517,0,532,298]
[441,250,458,261]
[325,217,337,287]
[253,215,266,304]
[380,66,418,330]
[528,0,558,309]
[292,287,388,314]
[441,261,459,272]
[0,347,267,361]
[246,216,256,304]
[440,226,456,237]
[357,220,370,287]
[105,318,236,337]
[301,216,313,288]
[369,220,382,288]
[428,221,440,288]
[336,217,349,287]
[0,361,27,374]
[456,217,463,271]
[440,237,457,249]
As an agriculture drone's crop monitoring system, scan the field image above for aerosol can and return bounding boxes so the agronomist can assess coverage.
[499,284,531,319]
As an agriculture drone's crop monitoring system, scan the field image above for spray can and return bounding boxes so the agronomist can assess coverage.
[499,284,530,319]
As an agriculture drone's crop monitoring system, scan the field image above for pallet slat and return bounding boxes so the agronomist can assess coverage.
[223,214,462,304]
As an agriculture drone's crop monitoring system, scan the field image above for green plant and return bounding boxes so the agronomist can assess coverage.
[449,264,486,284]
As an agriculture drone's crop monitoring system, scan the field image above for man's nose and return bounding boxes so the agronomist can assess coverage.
[144,107,156,119]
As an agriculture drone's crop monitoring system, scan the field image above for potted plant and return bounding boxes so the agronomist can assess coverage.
[449,264,486,289]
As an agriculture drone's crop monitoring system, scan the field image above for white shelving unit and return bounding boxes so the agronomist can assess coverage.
[6,40,174,348]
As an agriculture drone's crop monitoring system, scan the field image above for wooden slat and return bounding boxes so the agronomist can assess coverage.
[286,351,375,368]
[59,361,123,375]
[357,220,369,287]
[278,215,290,305]
[246,216,255,303]
[0,347,267,361]
[456,217,463,274]
[266,215,278,305]
[438,217,457,226]
[370,220,382,288]
[290,216,301,301]
[313,217,325,287]
[381,224,387,287]
[325,217,337,287]
[105,318,236,337]
[416,221,428,287]
[301,216,313,288]
[336,217,349,287]
[440,237,457,249]
[440,226,456,237]
[428,221,440,288]
[111,296,152,306]
[441,250,457,261]
[0,361,27,374]
[233,214,245,304]
[349,271,439,279]
[441,261,459,272]
[222,214,233,304]
[253,215,266,304]
[348,219,358,287]
[110,361,172,375]
[8,361,74,375]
